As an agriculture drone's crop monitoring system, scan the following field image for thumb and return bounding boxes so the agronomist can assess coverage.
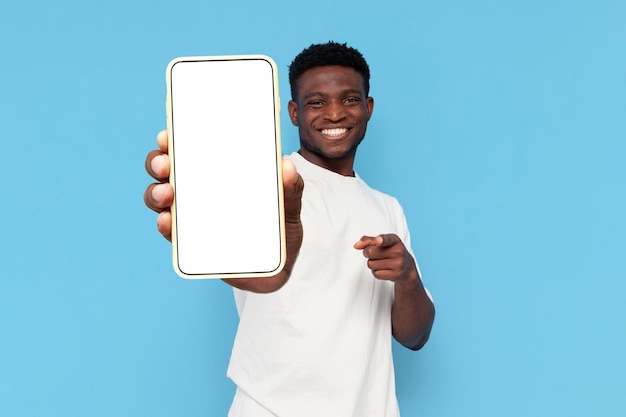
[282,158,304,223]
[377,233,401,247]
[282,158,298,187]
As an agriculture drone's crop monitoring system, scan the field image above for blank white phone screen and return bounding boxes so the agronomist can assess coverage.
[168,57,283,278]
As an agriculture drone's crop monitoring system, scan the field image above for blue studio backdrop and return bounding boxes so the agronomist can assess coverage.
[1,1,625,416]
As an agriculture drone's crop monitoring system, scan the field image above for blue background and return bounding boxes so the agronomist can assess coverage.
[1,0,624,416]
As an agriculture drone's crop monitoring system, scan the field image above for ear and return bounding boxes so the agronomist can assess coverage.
[366,96,374,121]
[288,100,299,126]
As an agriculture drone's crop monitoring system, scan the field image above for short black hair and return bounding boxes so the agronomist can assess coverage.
[288,41,371,100]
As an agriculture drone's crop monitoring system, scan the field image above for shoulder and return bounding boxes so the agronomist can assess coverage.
[358,176,404,210]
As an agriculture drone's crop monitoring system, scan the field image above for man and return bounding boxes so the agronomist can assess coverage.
[145,41,435,416]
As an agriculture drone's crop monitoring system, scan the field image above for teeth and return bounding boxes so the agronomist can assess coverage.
[321,128,347,137]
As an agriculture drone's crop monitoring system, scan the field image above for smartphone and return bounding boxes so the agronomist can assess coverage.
[165,55,285,279]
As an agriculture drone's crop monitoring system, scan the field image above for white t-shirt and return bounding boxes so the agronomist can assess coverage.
[227,152,418,417]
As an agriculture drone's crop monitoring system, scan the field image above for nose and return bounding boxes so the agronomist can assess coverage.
[323,101,346,122]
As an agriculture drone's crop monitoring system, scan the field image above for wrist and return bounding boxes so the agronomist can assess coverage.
[395,267,420,291]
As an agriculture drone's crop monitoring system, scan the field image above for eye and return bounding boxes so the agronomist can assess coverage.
[344,97,361,105]
[306,100,324,108]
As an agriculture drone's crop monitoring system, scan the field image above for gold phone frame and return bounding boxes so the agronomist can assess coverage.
[165,55,285,279]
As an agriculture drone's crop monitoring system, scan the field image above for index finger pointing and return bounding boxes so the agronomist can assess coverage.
[353,235,383,249]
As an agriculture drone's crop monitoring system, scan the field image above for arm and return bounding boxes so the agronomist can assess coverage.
[354,234,435,350]
[144,130,304,293]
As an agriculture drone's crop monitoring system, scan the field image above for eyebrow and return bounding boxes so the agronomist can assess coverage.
[302,89,364,101]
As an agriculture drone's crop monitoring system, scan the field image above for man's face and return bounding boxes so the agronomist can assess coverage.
[288,65,374,175]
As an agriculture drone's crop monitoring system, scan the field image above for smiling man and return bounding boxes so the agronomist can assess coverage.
[144,41,435,417]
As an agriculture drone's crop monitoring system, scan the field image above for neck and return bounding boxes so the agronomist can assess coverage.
[297,149,356,177]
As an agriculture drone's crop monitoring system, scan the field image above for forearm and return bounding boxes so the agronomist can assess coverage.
[392,270,435,350]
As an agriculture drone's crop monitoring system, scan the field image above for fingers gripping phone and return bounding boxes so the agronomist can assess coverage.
[165,55,286,279]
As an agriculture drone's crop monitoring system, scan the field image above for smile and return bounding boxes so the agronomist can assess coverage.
[320,128,349,138]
